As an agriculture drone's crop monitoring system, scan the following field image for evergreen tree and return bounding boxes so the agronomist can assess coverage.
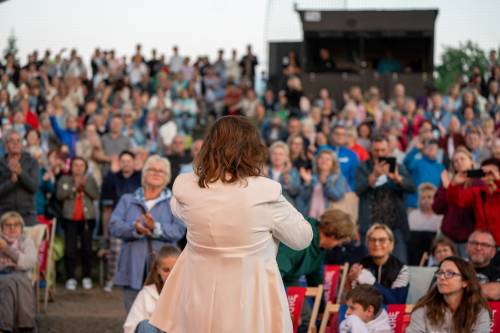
[3,30,18,59]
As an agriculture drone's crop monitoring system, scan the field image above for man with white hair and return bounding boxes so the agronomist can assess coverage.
[0,131,39,226]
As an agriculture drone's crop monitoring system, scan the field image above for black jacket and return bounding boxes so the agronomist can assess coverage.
[0,152,40,226]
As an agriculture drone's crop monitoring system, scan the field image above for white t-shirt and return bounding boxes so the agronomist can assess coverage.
[145,197,163,211]
[408,210,443,232]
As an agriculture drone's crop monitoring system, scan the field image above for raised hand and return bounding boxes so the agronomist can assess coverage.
[299,167,312,185]
[441,170,451,189]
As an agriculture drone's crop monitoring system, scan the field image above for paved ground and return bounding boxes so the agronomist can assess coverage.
[37,286,126,333]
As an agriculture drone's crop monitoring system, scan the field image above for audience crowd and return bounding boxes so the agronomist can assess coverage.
[0,44,499,332]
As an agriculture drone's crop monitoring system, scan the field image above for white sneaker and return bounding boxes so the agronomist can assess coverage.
[82,277,93,290]
[103,280,114,293]
[65,278,77,291]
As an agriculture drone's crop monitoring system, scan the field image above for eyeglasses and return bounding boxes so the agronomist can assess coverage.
[146,168,166,175]
[434,270,462,280]
[367,237,390,244]
[467,241,495,249]
[2,223,22,229]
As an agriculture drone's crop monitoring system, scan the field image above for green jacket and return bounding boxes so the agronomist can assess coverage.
[277,217,324,287]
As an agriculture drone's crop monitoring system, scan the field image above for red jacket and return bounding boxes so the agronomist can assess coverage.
[447,181,500,246]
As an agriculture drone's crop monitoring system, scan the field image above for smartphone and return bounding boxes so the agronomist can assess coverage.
[379,157,396,173]
[466,169,486,178]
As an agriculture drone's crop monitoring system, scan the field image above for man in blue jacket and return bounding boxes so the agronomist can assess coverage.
[327,125,359,190]
[403,138,444,208]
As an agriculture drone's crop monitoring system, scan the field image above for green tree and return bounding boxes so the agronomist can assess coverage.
[434,40,489,93]
[3,30,18,59]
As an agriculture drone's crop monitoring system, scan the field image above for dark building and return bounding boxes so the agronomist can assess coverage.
[268,9,438,101]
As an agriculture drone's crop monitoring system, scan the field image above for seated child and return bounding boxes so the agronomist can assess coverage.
[124,245,181,333]
[340,284,392,333]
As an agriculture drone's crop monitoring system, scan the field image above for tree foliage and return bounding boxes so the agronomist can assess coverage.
[434,40,490,93]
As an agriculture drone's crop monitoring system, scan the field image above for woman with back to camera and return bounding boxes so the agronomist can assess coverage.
[406,256,490,333]
[150,116,313,333]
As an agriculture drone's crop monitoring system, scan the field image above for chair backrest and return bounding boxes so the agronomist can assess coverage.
[287,285,324,333]
[489,302,500,333]
[406,266,436,304]
[318,302,340,333]
[323,263,350,305]
[24,224,48,252]
[24,224,48,285]
[387,304,413,333]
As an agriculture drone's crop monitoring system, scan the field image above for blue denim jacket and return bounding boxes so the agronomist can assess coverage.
[109,187,186,290]
[296,173,350,215]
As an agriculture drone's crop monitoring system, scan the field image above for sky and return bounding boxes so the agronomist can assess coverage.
[0,0,499,68]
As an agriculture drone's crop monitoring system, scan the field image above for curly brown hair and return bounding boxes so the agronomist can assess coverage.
[412,256,490,333]
[194,116,267,188]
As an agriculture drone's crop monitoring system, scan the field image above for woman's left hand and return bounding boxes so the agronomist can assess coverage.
[143,213,155,231]
[0,238,8,251]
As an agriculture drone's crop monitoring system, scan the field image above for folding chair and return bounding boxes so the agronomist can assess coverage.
[488,302,500,333]
[419,251,429,266]
[24,223,48,312]
[33,217,58,312]
[43,218,57,311]
[323,263,349,304]
[318,302,340,333]
[306,285,324,333]
[386,304,414,333]
[287,285,324,333]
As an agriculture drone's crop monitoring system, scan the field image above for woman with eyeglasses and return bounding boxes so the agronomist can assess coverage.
[406,256,490,333]
[109,155,186,312]
[344,223,409,304]
[0,211,37,332]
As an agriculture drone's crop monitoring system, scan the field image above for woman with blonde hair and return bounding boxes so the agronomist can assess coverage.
[297,150,350,218]
[150,116,312,333]
[344,223,409,304]
[432,146,480,256]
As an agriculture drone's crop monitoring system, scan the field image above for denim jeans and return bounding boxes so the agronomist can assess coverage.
[135,320,164,333]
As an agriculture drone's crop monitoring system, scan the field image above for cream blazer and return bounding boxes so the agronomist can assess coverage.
[150,173,313,333]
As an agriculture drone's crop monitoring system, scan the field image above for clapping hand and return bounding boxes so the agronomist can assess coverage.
[134,218,152,236]
[347,263,363,283]
[142,213,155,231]
[0,238,8,251]
[299,167,312,185]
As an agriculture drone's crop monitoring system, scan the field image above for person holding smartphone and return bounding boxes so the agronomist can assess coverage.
[355,135,415,264]
[446,157,500,248]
